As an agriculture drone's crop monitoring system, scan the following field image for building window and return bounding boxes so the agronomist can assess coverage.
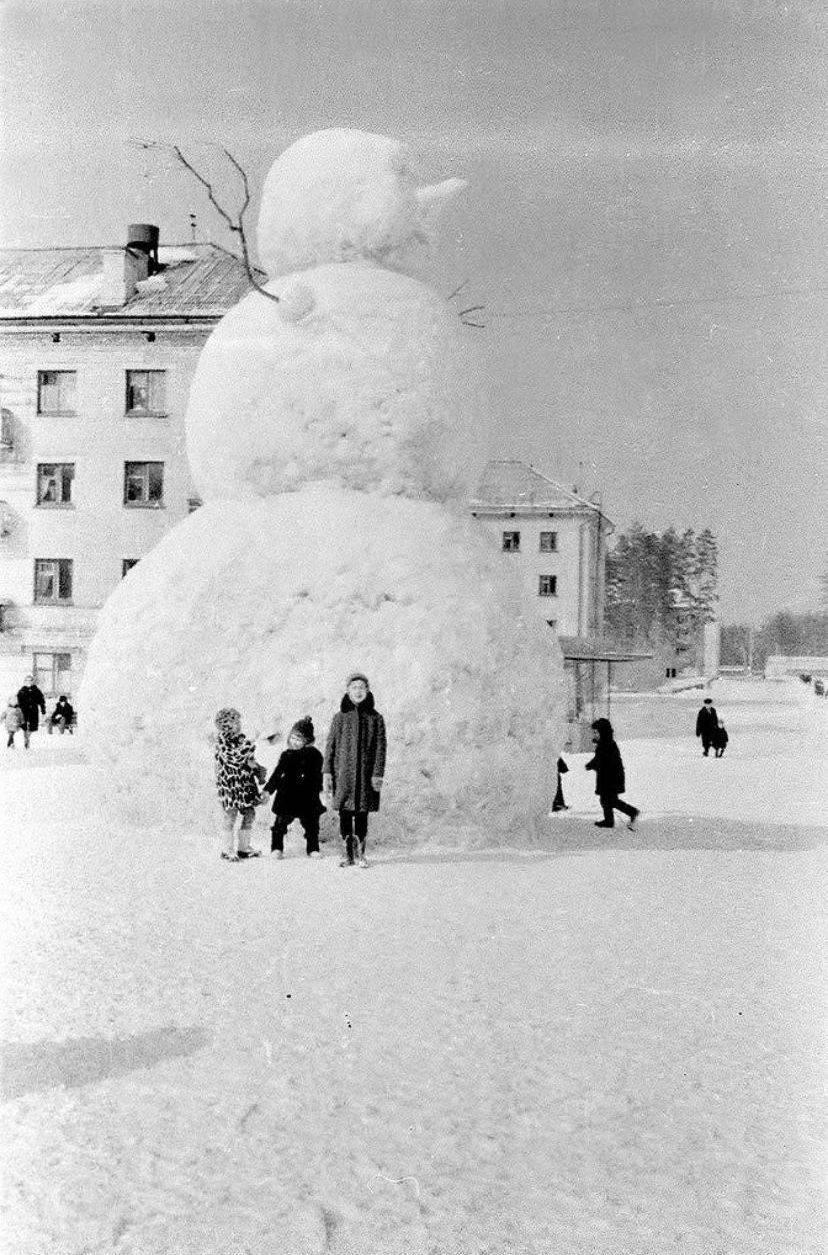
[37,370,77,415]
[126,370,166,415]
[124,461,164,506]
[539,531,558,552]
[33,651,72,698]
[122,558,139,577]
[187,495,203,513]
[36,463,75,506]
[502,531,521,552]
[34,558,73,604]
[538,575,557,597]
[666,667,677,679]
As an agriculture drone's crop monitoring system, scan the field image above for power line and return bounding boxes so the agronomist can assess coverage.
[488,283,828,320]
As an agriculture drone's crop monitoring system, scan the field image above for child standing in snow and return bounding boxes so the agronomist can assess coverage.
[4,697,23,748]
[585,718,640,831]
[214,707,264,862]
[323,672,386,868]
[261,716,326,858]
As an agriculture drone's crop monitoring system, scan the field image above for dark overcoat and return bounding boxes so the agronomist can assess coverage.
[17,684,46,731]
[696,705,718,737]
[585,739,626,797]
[264,745,325,817]
[323,693,386,813]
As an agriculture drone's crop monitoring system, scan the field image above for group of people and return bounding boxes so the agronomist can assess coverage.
[695,697,729,757]
[3,675,75,749]
[214,671,386,868]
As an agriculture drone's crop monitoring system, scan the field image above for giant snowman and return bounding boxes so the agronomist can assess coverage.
[81,129,565,843]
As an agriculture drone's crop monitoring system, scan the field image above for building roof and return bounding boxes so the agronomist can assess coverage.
[471,459,610,519]
[0,244,254,319]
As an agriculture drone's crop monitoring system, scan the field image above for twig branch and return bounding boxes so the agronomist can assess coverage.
[130,140,279,304]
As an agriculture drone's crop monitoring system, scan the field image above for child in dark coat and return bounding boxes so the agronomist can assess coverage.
[585,718,640,830]
[323,672,386,868]
[262,716,326,858]
[712,722,729,758]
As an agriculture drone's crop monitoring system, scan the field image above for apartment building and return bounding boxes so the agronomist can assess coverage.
[0,225,251,702]
[470,459,613,637]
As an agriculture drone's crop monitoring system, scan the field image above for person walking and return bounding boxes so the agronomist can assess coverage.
[262,716,326,858]
[712,721,729,758]
[695,697,719,757]
[16,675,46,749]
[4,697,23,748]
[323,672,386,868]
[585,718,640,830]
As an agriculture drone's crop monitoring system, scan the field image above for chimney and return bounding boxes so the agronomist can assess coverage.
[98,224,159,308]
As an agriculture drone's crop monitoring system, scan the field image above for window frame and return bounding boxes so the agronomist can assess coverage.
[33,558,74,605]
[125,369,167,417]
[122,558,140,577]
[538,574,558,598]
[123,461,165,508]
[36,370,77,416]
[502,530,521,553]
[36,462,75,507]
[539,531,558,553]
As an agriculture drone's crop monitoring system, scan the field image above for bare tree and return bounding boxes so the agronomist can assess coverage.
[131,141,279,304]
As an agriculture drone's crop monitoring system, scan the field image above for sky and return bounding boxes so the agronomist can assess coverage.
[1,0,826,622]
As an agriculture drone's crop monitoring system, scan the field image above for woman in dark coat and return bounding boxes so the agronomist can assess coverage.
[16,675,46,749]
[585,718,640,830]
[323,672,386,868]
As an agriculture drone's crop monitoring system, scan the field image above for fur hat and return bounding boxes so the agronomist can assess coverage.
[214,707,240,732]
[289,715,315,744]
[345,671,370,688]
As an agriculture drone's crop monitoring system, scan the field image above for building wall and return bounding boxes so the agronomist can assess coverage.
[471,510,607,637]
[0,323,212,700]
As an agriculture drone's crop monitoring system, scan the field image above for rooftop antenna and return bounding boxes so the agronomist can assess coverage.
[189,212,197,243]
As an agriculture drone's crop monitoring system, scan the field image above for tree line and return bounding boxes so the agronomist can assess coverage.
[604,524,718,655]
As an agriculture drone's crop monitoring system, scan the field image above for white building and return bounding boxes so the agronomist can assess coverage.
[470,459,613,637]
[0,226,252,705]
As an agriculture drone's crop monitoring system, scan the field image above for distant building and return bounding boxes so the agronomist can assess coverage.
[765,654,828,680]
[0,226,252,702]
[470,459,613,637]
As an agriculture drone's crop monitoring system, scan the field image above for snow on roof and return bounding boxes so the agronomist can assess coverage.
[0,243,254,318]
[471,459,609,517]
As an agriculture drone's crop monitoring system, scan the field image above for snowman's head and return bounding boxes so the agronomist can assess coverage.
[256,128,465,279]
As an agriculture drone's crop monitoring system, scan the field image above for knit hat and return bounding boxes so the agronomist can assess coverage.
[345,671,369,688]
[289,715,315,744]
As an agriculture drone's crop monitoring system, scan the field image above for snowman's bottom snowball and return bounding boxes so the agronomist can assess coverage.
[80,487,566,844]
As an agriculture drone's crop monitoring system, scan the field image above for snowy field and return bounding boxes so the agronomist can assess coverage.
[1,679,825,1254]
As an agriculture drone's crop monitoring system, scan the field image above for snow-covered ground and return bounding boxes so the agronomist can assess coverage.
[1,680,825,1254]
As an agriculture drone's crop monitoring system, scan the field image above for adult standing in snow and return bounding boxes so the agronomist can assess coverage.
[695,697,719,757]
[585,718,640,830]
[16,674,45,749]
[323,672,386,868]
